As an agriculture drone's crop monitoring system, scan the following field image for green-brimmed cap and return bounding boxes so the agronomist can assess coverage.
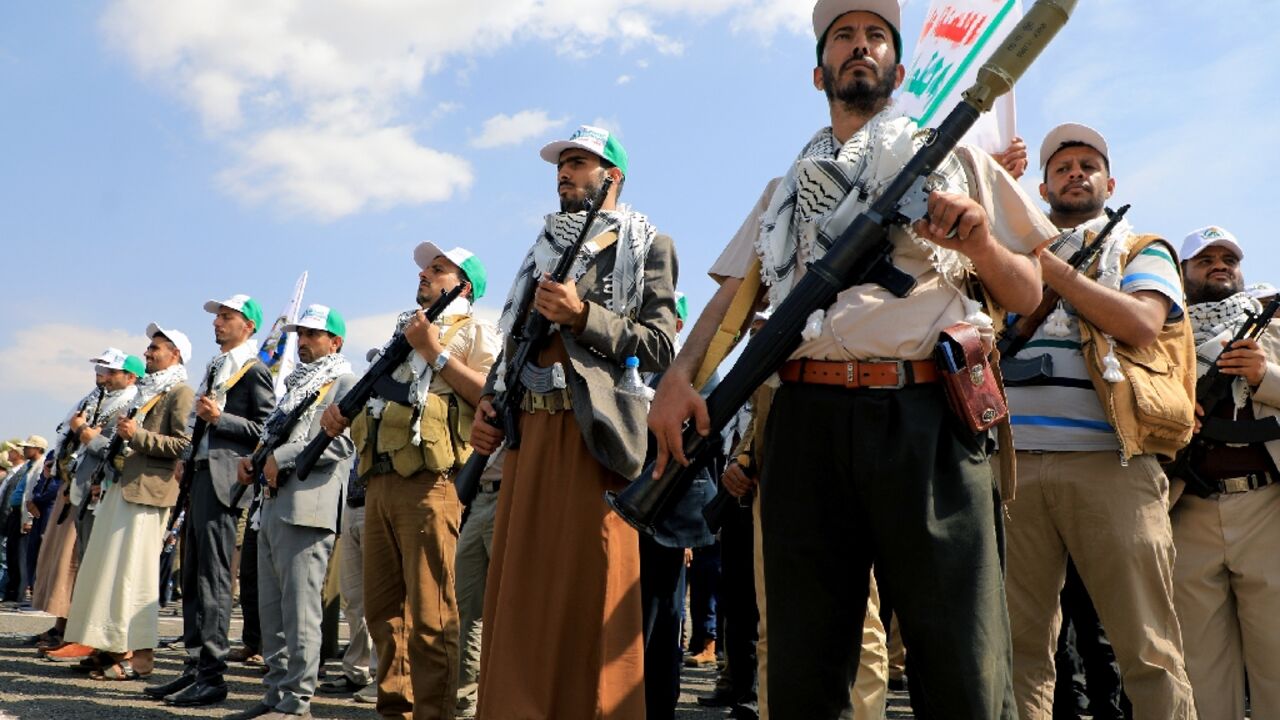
[813,0,903,65]
[675,292,689,321]
[203,294,264,334]
[122,355,146,378]
[285,304,347,340]
[539,125,629,176]
[413,242,488,301]
[98,350,145,378]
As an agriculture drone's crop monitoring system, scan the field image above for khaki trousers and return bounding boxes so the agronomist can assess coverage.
[753,498,888,720]
[1172,481,1280,720]
[1003,451,1195,720]
[364,470,461,720]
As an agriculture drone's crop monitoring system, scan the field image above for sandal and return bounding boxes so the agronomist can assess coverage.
[90,659,144,681]
[73,652,107,673]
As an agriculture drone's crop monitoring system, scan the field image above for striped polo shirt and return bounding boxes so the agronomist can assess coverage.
[1005,237,1184,452]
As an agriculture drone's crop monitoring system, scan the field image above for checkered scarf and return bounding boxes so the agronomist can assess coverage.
[497,207,655,338]
[755,107,968,309]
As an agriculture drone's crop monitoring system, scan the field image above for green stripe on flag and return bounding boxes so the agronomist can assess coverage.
[915,0,1019,128]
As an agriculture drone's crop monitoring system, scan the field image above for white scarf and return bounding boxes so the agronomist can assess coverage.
[96,385,140,427]
[497,206,655,338]
[366,298,472,447]
[130,363,189,420]
[1041,212,1136,383]
[55,387,103,460]
[186,340,256,442]
[755,107,970,311]
[261,353,351,444]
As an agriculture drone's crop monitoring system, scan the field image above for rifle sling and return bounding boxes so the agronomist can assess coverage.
[694,257,762,390]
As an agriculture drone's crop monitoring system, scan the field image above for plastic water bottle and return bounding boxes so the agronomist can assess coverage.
[617,356,655,403]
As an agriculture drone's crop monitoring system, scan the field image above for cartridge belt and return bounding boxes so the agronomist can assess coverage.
[778,358,940,390]
[520,388,573,414]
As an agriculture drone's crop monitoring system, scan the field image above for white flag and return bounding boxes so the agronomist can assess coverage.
[256,271,308,399]
[895,0,1023,154]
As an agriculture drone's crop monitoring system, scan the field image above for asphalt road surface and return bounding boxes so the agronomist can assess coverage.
[0,606,914,719]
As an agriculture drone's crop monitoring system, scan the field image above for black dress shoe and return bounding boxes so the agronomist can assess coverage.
[166,681,228,707]
[143,671,196,699]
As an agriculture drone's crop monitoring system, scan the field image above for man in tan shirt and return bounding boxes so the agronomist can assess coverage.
[649,1,1054,716]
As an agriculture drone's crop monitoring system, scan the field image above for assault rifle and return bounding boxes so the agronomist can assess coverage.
[453,177,614,506]
[167,363,219,534]
[54,394,97,525]
[606,0,1078,535]
[78,407,139,521]
[294,283,468,480]
[997,204,1130,359]
[1166,297,1280,496]
[230,388,324,509]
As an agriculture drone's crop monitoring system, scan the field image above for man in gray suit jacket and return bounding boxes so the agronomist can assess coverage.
[470,124,678,717]
[148,294,275,708]
[229,304,356,720]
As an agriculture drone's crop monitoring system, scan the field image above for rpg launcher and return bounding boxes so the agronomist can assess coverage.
[606,0,1079,535]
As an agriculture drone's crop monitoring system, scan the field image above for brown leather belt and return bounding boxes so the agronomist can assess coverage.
[778,358,940,390]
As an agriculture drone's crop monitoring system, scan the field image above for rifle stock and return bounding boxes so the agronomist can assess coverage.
[607,0,1077,534]
[294,283,467,480]
[455,177,614,506]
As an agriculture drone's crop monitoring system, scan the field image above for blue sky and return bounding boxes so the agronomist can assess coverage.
[1,0,1277,441]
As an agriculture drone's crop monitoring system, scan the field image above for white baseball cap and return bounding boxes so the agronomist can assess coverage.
[413,242,488,300]
[203,294,264,332]
[1181,226,1244,262]
[812,0,903,62]
[146,323,193,365]
[539,125,629,176]
[1039,122,1109,170]
[284,304,347,339]
[90,347,127,366]
[1247,282,1277,300]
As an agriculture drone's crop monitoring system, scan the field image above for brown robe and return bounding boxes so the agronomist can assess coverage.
[31,491,78,617]
[477,338,645,719]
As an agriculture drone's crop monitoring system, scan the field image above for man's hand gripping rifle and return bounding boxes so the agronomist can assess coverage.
[607,0,1079,535]
[454,177,614,506]
[293,283,469,481]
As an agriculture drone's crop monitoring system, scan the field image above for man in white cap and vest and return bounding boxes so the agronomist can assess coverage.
[649,1,1056,716]
[230,304,356,720]
[63,324,194,680]
[999,123,1196,720]
[322,244,498,720]
[145,295,275,707]
[1172,226,1280,720]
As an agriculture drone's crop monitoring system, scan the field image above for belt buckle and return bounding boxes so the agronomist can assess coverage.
[862,359,907,390]
[1222,476,1251,493]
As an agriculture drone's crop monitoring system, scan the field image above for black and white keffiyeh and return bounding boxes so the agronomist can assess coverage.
[497,206,655,338]
[1190,292,1261,410]
[130,363,188,419]
[755,107,969,310]
[260,352,351,443]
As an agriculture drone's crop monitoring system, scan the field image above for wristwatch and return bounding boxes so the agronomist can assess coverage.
[432,349,452,372]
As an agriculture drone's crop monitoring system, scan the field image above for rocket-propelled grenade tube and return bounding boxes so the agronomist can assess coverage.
[964,0,1076,112]
[606,0,1078,535]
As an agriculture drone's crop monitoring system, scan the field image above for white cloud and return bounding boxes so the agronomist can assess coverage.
[616,75,633,86]
[219,125,473,220]
[99,1,811,220]
[471,110,567,150]
[0,324,150,405]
